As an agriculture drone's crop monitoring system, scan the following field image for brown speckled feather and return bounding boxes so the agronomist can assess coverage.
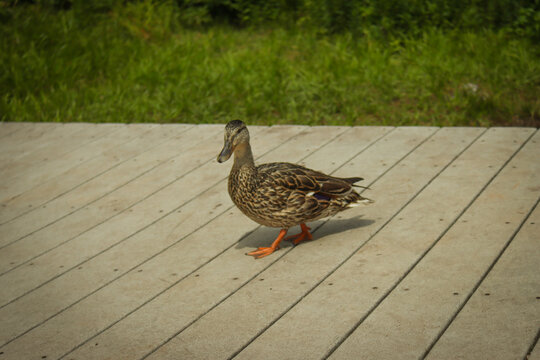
[228,162,370,228]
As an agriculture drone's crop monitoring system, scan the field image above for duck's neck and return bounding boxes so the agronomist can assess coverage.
[229,142,258,199]
[232,142,256,171]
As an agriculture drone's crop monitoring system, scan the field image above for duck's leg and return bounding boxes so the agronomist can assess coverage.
[246,229,288,259]
[284,223,313,245]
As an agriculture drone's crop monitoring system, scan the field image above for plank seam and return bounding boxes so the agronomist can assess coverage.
[226,128,494,360]
[54,126,358,359]
[0,126,195,251]
[0,124,178,225]
[0,124,164,224]
[0,123,71,164]
[0,128,232,277]
[323,128,537,360]
[0,126,301,306]
[421,196,540,359]
[137,127,442,360]
[0,125,320,349]
[0,124,75,159]
[524,327,540,360]
[1,124,124,183]
[0,125,54,154]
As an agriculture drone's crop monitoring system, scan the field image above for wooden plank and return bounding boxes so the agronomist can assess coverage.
[0,124,313,352]
[232,127,535,360]
[0,124,157,206]
[0,123,104,167]
[0,125,217,277]
[60,127,442,360]
[0,123,61,152]
[0,122,17,136]
[0,124,123,199]
[425,203,540,360]
[1,125,535,360]
[0,124,171,223]
[0,124,122,194]
[140,127,488,360]
[0,125,382,359]
[2,123,128,181]
[0,123,62,166]
[328,129,539,360]
[0,124,196,253]
[0,122,28,139]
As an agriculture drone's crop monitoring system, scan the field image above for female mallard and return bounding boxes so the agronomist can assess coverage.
[217,120,373,259]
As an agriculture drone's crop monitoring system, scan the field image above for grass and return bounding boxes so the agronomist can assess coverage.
[1,3,539,126]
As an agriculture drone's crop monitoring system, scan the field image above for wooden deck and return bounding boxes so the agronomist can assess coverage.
[0,122,538,360]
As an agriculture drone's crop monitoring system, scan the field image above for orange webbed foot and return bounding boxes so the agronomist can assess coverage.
[246,246,280,259]
[246,229,288,259]
[284,223,313,245]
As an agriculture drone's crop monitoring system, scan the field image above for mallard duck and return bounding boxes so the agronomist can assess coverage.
[217,120,373,259]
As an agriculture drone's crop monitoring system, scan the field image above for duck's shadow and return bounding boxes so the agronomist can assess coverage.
[235,215,375,250]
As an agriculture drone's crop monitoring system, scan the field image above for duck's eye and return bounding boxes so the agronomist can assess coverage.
[231,127,245,139]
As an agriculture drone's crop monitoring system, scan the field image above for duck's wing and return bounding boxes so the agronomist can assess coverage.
[258,162,362,198]
[252,163,368,224]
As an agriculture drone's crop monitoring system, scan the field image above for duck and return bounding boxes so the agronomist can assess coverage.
[217,120,373,259]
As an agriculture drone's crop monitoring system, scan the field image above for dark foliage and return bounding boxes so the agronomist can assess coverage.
[4,0,539,39]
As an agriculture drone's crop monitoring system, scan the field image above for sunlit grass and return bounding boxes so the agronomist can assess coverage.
[1,4,539,126]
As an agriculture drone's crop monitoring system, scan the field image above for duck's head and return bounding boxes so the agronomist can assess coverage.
[217,120,250,163]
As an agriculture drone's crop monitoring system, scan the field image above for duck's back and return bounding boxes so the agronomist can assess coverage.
[228,162,365,228]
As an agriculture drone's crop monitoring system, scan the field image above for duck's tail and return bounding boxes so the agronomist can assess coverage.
[347,196,375,207]
[345,177,371,190]
[343,177,374,207]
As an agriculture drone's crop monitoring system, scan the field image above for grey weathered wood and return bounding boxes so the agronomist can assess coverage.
[0,124,155,202]
[233,127,534,360]
[143,127,485,360]
[0,124,173,223]
[328,129,539,360]
[0,124,537,360]
[426,203,540,360]
[0,122,61,154]
[62,127,433,360]
[0,125,309,351]
[0,122,30,139]
[0,123,93,157]
[0,123,110,173]
[0,124,194,253]
[1,124,124,179]
[0,125,222,291]
[0,122,19,136]
[0,125,368,359]
[57,127,396,360]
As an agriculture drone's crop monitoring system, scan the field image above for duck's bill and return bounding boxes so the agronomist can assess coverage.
[217,140,233,163]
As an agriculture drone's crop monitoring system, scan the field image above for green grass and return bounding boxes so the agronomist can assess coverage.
[1,3,539,126]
